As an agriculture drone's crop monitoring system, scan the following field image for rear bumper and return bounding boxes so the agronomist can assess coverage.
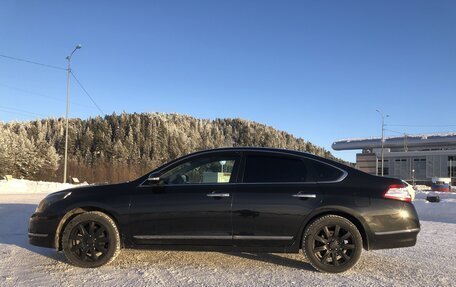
[28,213,58,249]
[370,227,420,250]
[364,200,420,250]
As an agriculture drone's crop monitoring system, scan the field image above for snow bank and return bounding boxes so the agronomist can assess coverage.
[0,179,87,194]
[414,185,431,191]
[413,190,456,223]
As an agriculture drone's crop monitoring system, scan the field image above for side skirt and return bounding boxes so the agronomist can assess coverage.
[126,244,301,253]
[126,235,301,253]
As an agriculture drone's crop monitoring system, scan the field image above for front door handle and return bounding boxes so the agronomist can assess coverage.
[292,193,316,198]
[207,192,230,198]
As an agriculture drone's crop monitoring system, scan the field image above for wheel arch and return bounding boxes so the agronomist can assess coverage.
[298,207,371,251]
[55,206,122,250]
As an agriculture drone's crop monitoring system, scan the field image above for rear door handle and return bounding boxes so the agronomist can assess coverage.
[207,192,230,198]
[292,192,316,198]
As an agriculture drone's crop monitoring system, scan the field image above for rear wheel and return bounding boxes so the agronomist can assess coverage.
[62,211,120,268]
[303,215,362,273]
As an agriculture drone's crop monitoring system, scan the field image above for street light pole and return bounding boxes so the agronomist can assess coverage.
[450,159,453,184]
[412,169,415,186]
[376,110,389,176]
[63,44,82,183]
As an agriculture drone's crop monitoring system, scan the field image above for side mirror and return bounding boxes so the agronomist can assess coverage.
[146,175,160,185]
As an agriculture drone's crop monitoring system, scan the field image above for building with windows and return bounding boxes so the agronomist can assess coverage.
[332,133,456,185]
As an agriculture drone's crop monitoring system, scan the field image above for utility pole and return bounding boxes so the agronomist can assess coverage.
[63,44,82,183]
[376,110,389,176]
[404,133,408,152]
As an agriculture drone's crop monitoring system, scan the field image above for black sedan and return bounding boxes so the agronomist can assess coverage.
[29,147,420,273]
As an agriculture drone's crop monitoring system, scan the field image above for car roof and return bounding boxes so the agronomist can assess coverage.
[189,147,355,172]
[185,147,344,166]
[190,146,313,157]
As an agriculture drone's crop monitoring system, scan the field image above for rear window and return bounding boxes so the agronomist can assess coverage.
[243,155,312,183]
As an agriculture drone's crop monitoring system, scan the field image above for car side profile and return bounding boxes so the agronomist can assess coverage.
[29,147,420,273]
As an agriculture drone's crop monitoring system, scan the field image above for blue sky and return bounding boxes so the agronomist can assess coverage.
[1,1,455,162]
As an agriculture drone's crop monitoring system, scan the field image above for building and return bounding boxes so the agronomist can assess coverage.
[332,133,456,185]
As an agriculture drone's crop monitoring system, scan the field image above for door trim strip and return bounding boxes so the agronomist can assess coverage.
[133,235,294,240]
[133,235,232,240]
[233,235,293,240]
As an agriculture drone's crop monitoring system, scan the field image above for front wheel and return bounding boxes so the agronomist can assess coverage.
[303,215,363,273]
[62,211,121,268]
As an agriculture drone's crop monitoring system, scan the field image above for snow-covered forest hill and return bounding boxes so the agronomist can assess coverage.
[0,112,346,183]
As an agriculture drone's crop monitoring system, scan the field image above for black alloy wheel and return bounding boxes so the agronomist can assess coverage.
[312,224,355,266]
[69,220,110,262]
[303,215,362,273]
[62,211,120,268]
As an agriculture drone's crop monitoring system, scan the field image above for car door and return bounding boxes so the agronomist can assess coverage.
[231,151,327,248]
[129,151,241,246]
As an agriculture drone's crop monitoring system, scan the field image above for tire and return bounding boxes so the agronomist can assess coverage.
[303,215,363,273]
[62,211,121,268]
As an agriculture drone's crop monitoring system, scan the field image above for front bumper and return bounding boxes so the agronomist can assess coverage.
[28,213,59,249]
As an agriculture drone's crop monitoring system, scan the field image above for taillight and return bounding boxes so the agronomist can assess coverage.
[383,184,411,202]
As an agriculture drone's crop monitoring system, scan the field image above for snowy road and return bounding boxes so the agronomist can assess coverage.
[1,193,455,287]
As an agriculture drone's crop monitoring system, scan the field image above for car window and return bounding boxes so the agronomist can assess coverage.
[311,160,345,182]
[243,155,314,183]
[159,156,238,185]
[243,154,345,183]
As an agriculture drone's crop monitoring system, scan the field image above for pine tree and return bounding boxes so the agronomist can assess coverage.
[0,112,347,182]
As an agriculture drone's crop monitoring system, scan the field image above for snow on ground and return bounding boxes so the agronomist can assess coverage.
[414,190,456,223]
[0,184,455,286]
[0,179,86,194]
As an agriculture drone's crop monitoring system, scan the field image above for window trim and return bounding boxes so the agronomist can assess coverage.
[139,149,348,187]
[139,151,242,187]
[240,151,348,184]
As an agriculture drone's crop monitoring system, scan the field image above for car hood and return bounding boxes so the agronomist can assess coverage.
[48,181,131,196]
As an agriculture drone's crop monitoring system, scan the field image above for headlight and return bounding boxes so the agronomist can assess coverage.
[35,191,72,213]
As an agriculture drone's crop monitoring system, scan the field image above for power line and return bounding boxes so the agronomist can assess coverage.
[1,53,105,115]
[384,128,404,135]
[70,71,105,115]
[0,82,94,109]
[387,124,456,127]
[0,82,59,101]
[0,105,46,117]
[0,54,66,71]
[0,105,47,117]
[0,108,36,118]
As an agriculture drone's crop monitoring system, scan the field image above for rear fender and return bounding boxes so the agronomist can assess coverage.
[297,206,373,250]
